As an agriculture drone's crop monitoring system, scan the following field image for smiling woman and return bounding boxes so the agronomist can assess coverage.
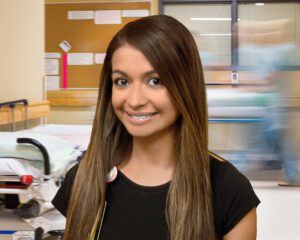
[51,15,260,240]
[111,44,179,139]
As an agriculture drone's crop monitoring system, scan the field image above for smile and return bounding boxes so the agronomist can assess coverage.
[125,112,157,123]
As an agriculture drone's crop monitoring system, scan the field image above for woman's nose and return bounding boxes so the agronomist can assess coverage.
[127,84,148,108]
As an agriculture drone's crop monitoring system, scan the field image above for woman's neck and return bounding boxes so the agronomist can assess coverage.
[118,130,176,186]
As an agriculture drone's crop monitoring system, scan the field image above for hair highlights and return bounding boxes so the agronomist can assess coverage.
[64,15,215,240]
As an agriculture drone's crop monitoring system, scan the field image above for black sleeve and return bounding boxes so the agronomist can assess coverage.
[212,159,260,236]
[51,163,79,217]
[211,159,260,239]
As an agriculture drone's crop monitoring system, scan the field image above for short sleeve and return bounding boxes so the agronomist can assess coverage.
[51,163,79,217]
[211,159,260,237]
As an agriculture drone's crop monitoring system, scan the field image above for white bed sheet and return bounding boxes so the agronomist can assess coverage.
[24,124,92,151]
[1,157,50,178]
[0,124,92,177]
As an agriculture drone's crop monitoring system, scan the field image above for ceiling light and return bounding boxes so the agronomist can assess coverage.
[190,17,240,21]
[199,33,232,36]
[190,17,232,21]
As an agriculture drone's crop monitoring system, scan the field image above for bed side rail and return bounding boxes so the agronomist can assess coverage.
[16,138,50,176]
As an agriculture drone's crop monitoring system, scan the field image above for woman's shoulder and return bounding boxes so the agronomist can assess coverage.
[65,163,80,179]
[209,151,258,200]
[51,163,79,217]
[209,152,249,188]
[209,152,260,236]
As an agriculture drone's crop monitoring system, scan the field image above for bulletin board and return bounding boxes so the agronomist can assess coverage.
[45,2,151,89]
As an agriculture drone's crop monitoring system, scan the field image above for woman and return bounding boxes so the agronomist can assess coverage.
[52,15,260,240]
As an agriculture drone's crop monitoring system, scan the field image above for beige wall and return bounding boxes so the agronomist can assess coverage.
[0,0,45,103]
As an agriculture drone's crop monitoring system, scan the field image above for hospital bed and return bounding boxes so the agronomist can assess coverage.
[0,99,92,239]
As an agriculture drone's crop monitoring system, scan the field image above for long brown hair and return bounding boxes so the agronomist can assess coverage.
[64,15,215,240]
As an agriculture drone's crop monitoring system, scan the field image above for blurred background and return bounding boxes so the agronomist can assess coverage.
[164,1,300,184]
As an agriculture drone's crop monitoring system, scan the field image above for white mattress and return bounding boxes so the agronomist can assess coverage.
[1,157,52,178]
[22,124,92,151]
[0,124,92,177]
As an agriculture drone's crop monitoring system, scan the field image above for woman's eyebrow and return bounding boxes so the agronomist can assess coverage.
[143,70,158,77]
[111,69,158,77]
[111,70,128,77]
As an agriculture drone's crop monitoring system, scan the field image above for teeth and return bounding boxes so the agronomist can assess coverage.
[131,114,152,120]
[127,113,154,120]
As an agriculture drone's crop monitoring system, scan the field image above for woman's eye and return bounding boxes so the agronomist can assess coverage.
[114,78,128,86]
[148,78,161,86]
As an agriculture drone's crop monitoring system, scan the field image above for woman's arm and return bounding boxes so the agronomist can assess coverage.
[223,208,257,240]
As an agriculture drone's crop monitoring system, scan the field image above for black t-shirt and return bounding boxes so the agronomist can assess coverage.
[52,156,260,239]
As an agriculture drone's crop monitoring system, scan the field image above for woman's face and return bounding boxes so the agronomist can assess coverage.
[111,44,179,139]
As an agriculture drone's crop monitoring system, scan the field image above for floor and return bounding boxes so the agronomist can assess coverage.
[253,181,300,240]
[245,168,300,240]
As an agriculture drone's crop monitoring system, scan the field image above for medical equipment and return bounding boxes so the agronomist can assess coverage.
[0,100,91,239]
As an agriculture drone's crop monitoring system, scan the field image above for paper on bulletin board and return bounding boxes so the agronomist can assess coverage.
[59,40,72,53]
[45,59,59,75]
[95,53,106,64]
[67,53,94,65]
[45,52,61,59]
[45,76,60,91]
[122,10,149,17]
[68,11,94,20]
[95,10,121,24]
